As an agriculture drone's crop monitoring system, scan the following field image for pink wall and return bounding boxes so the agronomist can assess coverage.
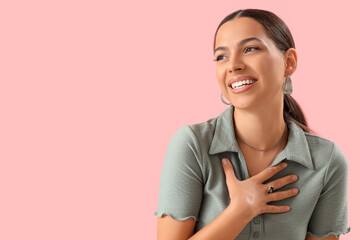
[1,0,358,239]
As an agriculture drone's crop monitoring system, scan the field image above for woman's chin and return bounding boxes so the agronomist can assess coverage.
[230,98,258,109]
[232,102,255,109]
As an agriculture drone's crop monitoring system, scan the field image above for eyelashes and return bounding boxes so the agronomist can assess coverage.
[213,55,226,61]
[244,46,260,53]
[213,46,260,61]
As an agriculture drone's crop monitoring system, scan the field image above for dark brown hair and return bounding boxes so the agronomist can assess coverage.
[214,9,313,133]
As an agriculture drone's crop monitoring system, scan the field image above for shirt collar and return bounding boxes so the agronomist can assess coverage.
[208,105,314,170]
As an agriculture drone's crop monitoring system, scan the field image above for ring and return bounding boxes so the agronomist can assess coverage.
[268,185,274,193]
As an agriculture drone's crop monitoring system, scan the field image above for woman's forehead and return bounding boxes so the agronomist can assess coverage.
[215,17,270,48]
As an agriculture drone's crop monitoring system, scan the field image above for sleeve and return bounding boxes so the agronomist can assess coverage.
[154,125,204,221]
[307,142,351,238]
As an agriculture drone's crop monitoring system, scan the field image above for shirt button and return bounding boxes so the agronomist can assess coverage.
[253,217,260,224]
[253,231,260,238]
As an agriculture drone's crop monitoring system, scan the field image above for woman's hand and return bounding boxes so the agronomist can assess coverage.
[221,158,298,222]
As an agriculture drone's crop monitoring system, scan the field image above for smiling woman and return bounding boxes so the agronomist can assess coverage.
[155,9,350,240]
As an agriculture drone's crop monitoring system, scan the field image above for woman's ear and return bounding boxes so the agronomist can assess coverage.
[284,48,297,76]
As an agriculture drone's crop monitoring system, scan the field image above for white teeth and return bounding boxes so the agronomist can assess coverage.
[231,79,256,89]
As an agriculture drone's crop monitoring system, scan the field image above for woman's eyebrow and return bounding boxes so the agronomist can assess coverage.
[214,37,263,53]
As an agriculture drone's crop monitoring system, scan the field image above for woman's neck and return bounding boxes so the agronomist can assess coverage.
[233,101,287,150]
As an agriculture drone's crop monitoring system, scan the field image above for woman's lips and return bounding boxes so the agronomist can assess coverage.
[230,80,257,94]
[228,75,258,87]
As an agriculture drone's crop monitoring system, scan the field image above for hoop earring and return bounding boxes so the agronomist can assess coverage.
[283,76,293,94]
[221,93,232,105]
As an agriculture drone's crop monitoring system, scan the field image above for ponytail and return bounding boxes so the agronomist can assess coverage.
[283,95,313,134]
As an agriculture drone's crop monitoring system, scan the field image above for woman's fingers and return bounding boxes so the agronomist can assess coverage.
[221,158,299,217]
[254,162,288,183]
[266,188,299,202]
[266,174,298,192]
[262,205,291,214]
[221,158,237,185]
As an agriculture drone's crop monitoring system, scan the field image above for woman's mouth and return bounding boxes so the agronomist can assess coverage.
[230,79,257,89]
[228,78,258,94]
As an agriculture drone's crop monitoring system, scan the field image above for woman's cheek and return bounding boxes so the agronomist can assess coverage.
[260,56,282,81]
[216,69,227,91]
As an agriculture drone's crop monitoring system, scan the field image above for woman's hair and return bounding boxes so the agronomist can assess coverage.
[213,9,313,133]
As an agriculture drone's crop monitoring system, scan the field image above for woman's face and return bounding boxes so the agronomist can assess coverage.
[214,17,289,110]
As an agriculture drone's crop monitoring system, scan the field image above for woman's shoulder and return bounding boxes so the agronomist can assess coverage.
[303,131,334,151]
[184,107,234,141]
[187,116,218,137]
[302,130,348,170]
[173,114,220,144]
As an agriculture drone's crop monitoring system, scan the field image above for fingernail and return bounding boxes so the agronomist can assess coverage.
[281,162,287,167]
[292,175,298,181]
[292,189,298,194]
[222,158,228,165]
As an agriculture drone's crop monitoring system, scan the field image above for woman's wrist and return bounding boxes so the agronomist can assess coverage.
[227,201,254,226]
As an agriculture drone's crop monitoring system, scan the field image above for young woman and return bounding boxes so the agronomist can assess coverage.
[155,9,350,240]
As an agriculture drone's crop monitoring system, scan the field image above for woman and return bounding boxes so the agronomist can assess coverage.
[155,9,350,240]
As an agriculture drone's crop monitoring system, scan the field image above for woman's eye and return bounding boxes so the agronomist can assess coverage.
[213,47,259,61]
[213,55,226,61]
[244,47,259,53]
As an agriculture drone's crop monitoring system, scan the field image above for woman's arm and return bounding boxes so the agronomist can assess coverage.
[157,159,299,240]
[306,143,350,239]
[157,216,196,240]
[157,203,248,240]
[188,203,249,240]
[305,234,338,240]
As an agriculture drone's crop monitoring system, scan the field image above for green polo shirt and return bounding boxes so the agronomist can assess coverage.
[154,105,350,239]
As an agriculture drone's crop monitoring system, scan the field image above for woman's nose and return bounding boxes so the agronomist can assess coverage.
[227,57,245,73]
[228,65,244,73]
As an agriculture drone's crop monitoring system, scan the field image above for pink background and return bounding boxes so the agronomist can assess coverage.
[1,0,358,239]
